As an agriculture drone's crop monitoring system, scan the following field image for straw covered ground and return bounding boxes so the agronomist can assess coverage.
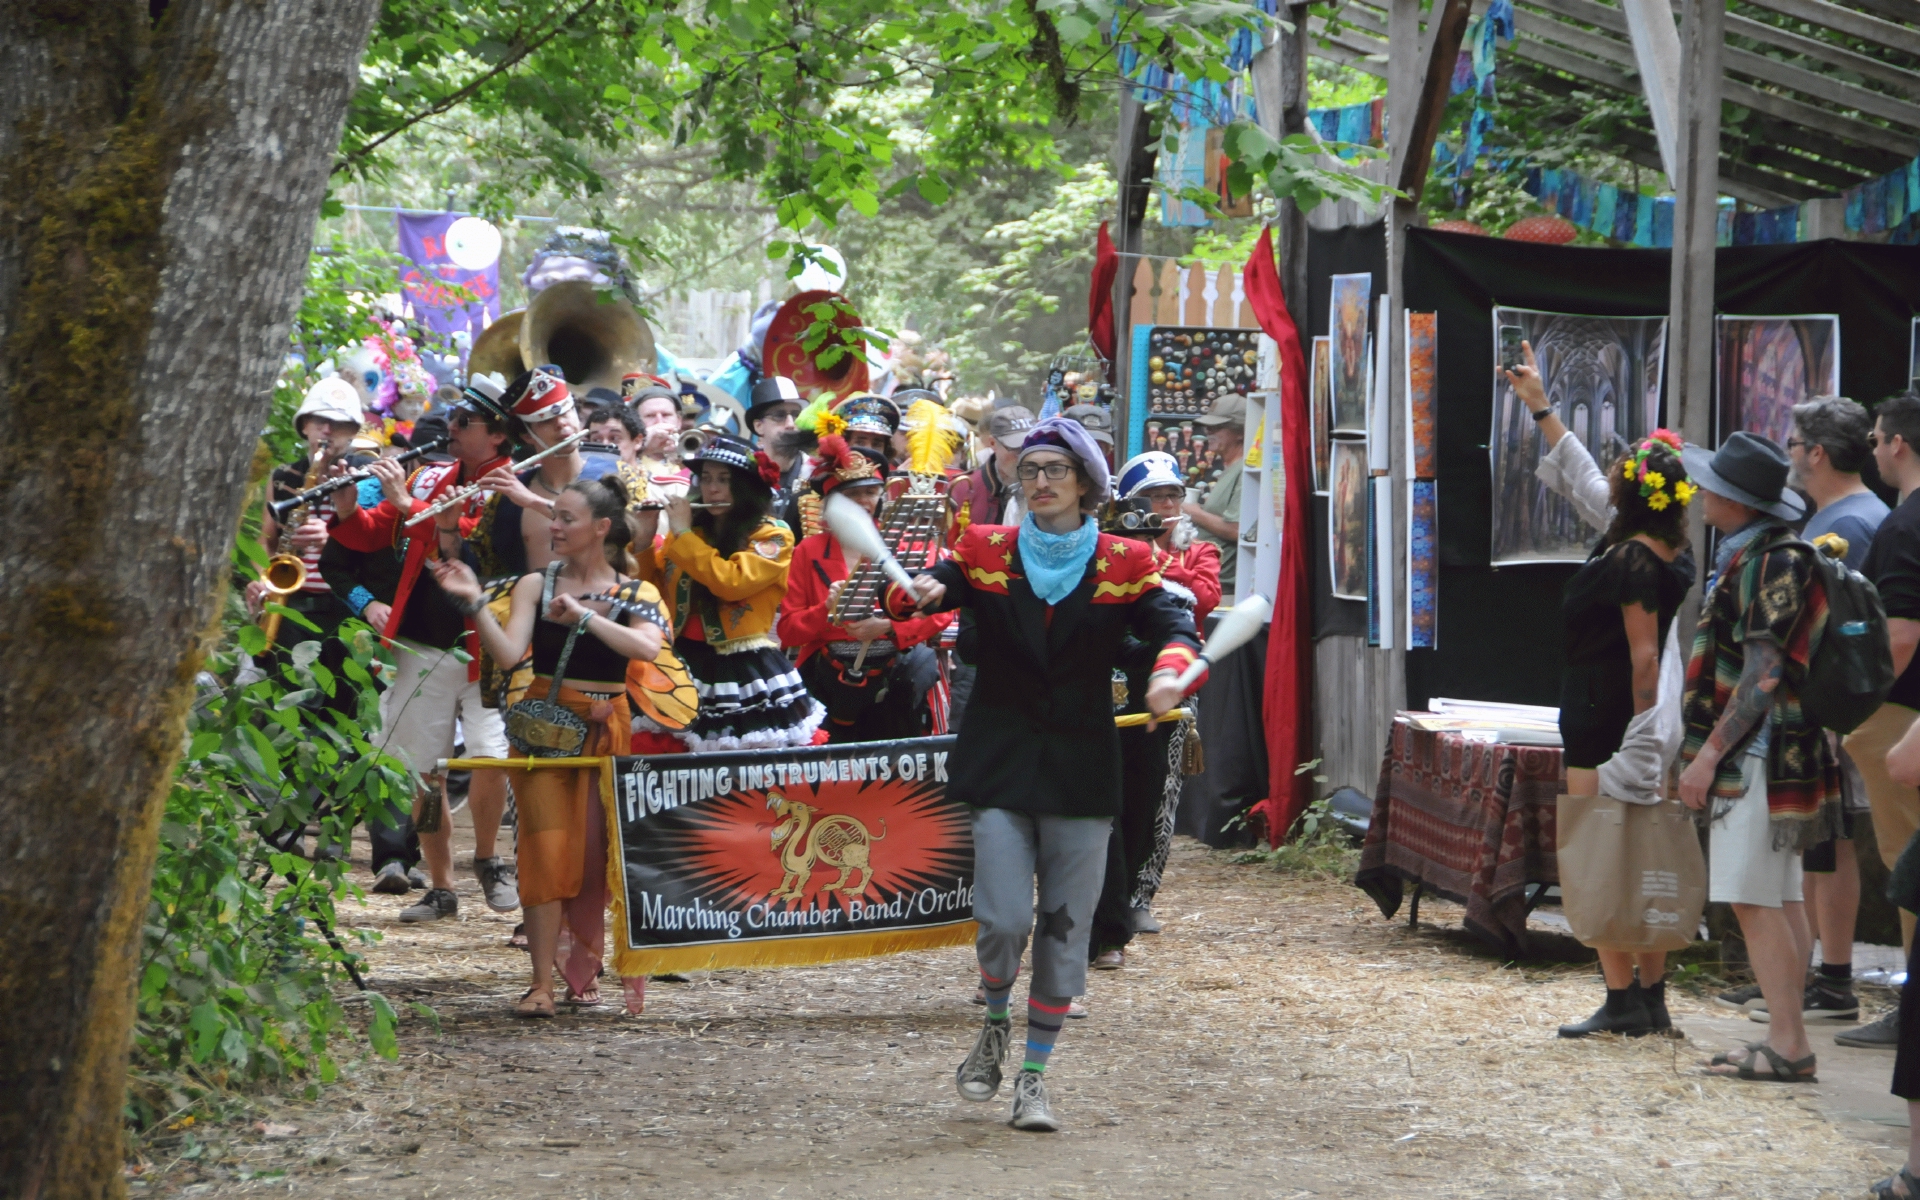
[143,835,1900,1199]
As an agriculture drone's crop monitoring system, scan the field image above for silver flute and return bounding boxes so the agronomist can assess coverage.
[403,430,592,527]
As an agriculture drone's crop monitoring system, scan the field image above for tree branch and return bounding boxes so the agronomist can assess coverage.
[333,0,603,175]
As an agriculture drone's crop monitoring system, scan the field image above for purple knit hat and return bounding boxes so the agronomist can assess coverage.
[1018,415,1112,498]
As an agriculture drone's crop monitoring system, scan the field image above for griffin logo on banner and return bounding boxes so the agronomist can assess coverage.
[768,791,886,900]
[604,737,973,975]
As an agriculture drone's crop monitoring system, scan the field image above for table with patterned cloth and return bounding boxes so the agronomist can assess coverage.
[1353,717,1565,955]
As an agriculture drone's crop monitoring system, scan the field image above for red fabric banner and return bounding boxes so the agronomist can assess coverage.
[1088,222,1119,364]
[1240,226,1315,844]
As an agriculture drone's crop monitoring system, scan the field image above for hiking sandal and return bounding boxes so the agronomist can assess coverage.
[1706,1041,1816,1082]
[1870,1165,1920,1199]
[514,988,555,1018]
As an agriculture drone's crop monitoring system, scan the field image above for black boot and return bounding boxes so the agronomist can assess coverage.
[1639,979,1676,1036]
[1558,985,1653,1038]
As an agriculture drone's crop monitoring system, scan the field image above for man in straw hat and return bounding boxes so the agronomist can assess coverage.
[1676,431,1838,1084]
[887,416,1200,1132]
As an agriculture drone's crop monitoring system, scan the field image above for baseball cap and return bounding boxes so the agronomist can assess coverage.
[1196,392,1249,428]
[1061,403,1113,446]
[987,405,1036,448]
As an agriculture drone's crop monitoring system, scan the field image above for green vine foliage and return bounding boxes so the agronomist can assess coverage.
[129,545,418,1130]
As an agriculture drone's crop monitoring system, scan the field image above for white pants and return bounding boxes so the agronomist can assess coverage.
[1708,755,1804,908]
[375,639,507,781]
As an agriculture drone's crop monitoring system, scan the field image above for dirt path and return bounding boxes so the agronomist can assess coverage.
[146,834,1898,1199]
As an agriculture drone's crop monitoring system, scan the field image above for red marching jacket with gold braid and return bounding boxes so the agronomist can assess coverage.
[883,522,1201,820]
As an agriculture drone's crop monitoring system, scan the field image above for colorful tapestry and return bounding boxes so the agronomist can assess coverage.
[1406,311,1438,480]
[1489,307,1667,565]
[1330,439,1369,601]
[1714,315,1840,447]
[1408,481,1438,650]
[1311,335,1333,493]
[1329,273,1372,433]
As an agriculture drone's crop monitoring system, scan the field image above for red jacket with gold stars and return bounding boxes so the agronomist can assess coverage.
[884,522,1201,818]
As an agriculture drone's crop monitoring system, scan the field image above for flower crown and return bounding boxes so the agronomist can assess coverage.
[1620,429,1695,512]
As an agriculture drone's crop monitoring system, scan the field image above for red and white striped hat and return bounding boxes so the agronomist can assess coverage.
[513,366,574,424]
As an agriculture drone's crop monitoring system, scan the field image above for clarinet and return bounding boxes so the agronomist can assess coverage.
[266,437,449,523]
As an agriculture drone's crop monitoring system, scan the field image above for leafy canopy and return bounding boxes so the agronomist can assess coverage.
[340,0,1387,239]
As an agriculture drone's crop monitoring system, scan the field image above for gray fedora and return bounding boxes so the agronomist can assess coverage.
[1679,431,1805,522]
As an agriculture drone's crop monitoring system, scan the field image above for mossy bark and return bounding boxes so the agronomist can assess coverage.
[0,4,379,1196]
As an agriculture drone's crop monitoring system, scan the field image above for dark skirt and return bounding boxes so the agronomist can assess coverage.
[1892,939,1920,1100]
[674,637,824,752]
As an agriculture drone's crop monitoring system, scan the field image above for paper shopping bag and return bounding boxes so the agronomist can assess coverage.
[1555,794,1706,952]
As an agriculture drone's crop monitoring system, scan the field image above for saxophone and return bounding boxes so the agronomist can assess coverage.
[260,442,323,648]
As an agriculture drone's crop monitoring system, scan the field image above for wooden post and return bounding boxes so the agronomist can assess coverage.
[1671,0,1723,637]
[1670,0,1722,452]
[1112,88,1159,436]
[1253,5,1312,343]
[1394,0,1473,201]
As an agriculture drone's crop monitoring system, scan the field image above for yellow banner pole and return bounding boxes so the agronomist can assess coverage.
[1112,708,1189,728]
[438,756,610,771]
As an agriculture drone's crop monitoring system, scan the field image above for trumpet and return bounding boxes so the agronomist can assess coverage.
[678,427,718,459]
[267,437,448,524]
[403,429,590,527]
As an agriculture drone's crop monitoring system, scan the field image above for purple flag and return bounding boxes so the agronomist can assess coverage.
[396,212,501,354]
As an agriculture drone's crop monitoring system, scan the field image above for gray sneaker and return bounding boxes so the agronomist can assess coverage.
[473,856,520,912]
[399,887,458,923]
[1835,1006,1899,1048]
[406,866,430,890]
[371,861,412,895]
[1009,1069,1060,1132]
[1714,983,1765,1012]
[955,1019,1012,1101]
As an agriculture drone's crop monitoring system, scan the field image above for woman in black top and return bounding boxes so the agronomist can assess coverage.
[1553,430,1698,1038]
[433,475,668,1018]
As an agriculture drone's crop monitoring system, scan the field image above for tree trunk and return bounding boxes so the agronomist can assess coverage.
[0,4,380,1195]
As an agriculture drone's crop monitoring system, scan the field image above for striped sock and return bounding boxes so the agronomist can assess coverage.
[981,971,1013,1023]
[1024,994,1071,1072]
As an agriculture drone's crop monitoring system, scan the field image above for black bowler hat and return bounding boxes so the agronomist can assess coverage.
[1680,431,1806,521]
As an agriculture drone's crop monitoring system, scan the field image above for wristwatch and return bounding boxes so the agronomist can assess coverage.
[1530,406,1552,422]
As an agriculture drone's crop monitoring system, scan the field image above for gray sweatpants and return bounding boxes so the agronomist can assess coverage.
[971,807,1113,999]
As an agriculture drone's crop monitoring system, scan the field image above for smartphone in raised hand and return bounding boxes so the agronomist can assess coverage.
[1498,324,1526,373]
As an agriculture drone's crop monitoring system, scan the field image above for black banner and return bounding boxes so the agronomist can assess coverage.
[603,737,976,974]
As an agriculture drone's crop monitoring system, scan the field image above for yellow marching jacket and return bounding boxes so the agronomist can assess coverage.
[641,519,795,653]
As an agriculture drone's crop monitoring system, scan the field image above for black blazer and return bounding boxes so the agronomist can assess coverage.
[895,523,1200,818]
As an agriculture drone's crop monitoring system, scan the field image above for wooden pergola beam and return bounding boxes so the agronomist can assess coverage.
[1737,0,1920,61]
[1396,0,1475,195]
[1723,11,1920,103]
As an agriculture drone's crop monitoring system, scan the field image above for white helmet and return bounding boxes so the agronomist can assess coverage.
[1116,451,1184,499]
[295,376,364,431]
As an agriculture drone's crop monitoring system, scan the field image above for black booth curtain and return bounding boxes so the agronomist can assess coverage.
[1396,227,1920,709]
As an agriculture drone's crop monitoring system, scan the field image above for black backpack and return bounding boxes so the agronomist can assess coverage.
[1784,538,1894,735]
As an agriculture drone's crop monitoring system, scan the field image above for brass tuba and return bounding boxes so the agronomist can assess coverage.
[519,280,656,394]
[466,309,528,381]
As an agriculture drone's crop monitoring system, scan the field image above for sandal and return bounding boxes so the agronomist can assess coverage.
[564,985,602,1008]
[514,988,555,1018]
[1871,1165,1920,1199]
[1705,1041,1816,1082]
[508,923,529,951]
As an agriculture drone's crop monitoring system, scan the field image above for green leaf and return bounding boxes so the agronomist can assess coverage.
[1054,15,1093,40]
[367,993,399,1060]
[917,173,950,204]
[603,83,632,103]
[846,187,879,217]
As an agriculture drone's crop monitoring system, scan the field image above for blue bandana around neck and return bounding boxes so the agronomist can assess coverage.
[1019,513,1099,605]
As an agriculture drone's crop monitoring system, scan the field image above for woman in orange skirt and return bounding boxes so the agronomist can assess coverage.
[432,474,669,1018]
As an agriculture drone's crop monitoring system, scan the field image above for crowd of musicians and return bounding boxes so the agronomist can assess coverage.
[255,362,1242,1130]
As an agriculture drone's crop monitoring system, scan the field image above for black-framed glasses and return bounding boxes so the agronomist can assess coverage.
[1016,461,1075,482]
[1785,437,1806,450]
